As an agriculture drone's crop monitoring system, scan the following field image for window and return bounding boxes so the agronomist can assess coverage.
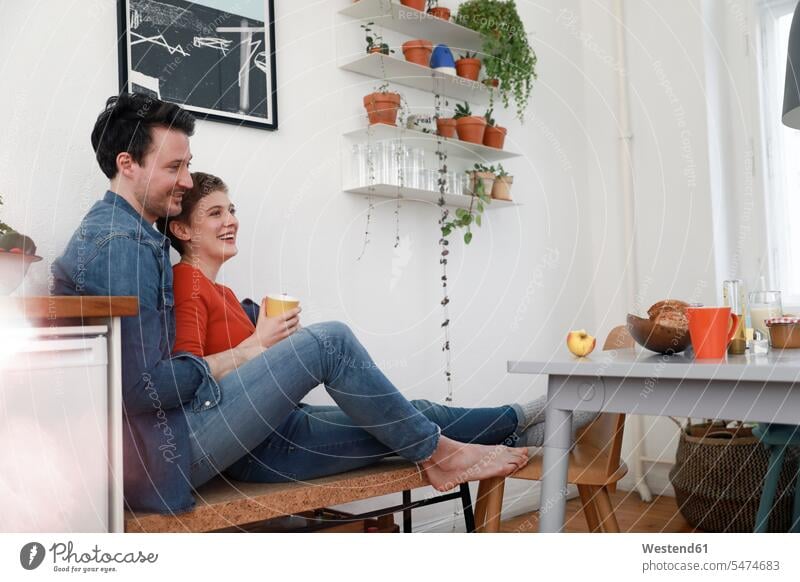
[759,0,800,304]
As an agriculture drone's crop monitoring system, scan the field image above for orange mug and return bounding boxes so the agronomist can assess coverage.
[686,306,740,359]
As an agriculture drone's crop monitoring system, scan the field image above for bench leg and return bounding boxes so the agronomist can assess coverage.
[403,490,412,533]
[460,483,476,533]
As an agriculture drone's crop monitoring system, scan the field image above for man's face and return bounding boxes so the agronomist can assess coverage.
[130,126,193,222]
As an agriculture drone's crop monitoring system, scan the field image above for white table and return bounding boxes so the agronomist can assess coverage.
[508,349,800,532]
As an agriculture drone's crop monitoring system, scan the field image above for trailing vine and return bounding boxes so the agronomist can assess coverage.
[434,90,454,402]
[356,123,376,261]
[454,0,538,122]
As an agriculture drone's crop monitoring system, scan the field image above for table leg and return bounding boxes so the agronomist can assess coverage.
[107,317,124,533]
[539,401,572,533]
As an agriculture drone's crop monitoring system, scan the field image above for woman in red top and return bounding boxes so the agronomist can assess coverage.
[159,173,591,493]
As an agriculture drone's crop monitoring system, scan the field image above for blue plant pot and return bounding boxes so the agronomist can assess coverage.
[430,44,456,75]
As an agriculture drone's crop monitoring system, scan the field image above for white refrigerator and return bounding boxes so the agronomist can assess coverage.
[0,325,110,532]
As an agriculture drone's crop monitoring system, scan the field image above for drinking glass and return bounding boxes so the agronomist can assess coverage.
[748,290,782,342]
[351,144,369,187]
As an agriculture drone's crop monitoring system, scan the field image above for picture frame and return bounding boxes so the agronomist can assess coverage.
[117,0,278,130]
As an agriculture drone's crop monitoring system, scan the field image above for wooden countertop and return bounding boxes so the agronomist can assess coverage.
[0,296,139,319]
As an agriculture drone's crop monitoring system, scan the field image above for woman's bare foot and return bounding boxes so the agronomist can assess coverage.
[420,436,529,492]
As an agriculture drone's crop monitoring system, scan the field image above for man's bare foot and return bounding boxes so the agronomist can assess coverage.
[420,436,529,492]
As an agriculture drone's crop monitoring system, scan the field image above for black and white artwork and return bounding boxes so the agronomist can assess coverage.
[118,0,278,130]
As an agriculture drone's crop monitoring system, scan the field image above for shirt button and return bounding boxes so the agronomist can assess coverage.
[204,401,211,407]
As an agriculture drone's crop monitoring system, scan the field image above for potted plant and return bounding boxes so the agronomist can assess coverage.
[454,0,538,122]
[482,108,507,149]
[491,164,513,200]
[436,116,457,138]
[401,0,426,11]
[455,51,481,81]
[427,0,451,20]
[467,163,496,199]
[442,167,492,245]
[363,83,402,126]
[361,22,393,55]
[402,39,433,67]
[0,194,41,294]
[453,101,486,144]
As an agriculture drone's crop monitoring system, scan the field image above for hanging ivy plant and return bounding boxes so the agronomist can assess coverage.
[454,0,538,122]
[434,91,455,401]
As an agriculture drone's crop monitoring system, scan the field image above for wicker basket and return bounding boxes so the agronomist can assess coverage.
[668,420,799,532]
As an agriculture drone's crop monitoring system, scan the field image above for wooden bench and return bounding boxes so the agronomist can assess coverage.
[124,459,476,533]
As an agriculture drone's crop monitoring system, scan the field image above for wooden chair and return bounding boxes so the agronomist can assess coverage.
[473,325,632,533]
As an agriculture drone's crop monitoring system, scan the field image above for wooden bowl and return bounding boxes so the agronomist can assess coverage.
[626,313,691,354]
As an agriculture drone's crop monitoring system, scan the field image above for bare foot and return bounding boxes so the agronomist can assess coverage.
[420,436,529,492]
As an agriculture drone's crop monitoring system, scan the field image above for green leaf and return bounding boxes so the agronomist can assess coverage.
[475,214,482,227]
[455,208,467,218]
[464,231,473,244]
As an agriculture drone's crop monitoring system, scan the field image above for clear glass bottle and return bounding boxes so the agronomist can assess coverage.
[723,279,746,355]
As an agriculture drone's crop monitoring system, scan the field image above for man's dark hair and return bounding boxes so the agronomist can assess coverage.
[91,93,196,179]
[156,172,228,255]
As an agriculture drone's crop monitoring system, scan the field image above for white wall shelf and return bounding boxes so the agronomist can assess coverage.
[340,53,494,105]
[345,184,519,210]
[343,124,520,162]
[339,0,483,54]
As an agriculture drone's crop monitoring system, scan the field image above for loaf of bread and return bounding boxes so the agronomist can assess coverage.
[647,299,689,330]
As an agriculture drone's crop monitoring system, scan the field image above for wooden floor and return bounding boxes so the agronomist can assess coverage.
[499,490,700,533]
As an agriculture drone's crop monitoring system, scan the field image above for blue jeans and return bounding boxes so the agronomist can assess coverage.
[185,321,520,487]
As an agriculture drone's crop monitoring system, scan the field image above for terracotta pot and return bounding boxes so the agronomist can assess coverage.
[369,45,388,54]
[455,58,481,81]
[400,0,426,11]
[468,171,496,197]
[455,116,486,144]
[402,39,433,67]
[427,7,451,20]
[483,125,507,149]
[363,92,401,126]
[492,176,514,201]
[483,78,500,88]
[436,117,457,138]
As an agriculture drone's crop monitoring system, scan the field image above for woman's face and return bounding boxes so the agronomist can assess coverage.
[184,189,239,264]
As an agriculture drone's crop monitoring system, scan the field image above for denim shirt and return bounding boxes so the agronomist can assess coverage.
[52,191,257,514]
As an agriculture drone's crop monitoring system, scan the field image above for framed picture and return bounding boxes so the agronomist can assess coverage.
[117,0,278,130]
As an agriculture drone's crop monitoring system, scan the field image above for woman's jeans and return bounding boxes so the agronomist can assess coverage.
[185,321,520,487]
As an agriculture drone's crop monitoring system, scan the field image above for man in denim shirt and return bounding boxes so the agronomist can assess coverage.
[53,93,590,517]
[51,93,219,513]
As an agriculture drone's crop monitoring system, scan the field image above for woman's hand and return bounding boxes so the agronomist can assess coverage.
[248,305,302,350]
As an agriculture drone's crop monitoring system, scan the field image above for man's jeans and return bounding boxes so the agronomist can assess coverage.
[185,321,519,486]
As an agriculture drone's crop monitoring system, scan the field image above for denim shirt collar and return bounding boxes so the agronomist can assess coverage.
[102,190,170,250]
